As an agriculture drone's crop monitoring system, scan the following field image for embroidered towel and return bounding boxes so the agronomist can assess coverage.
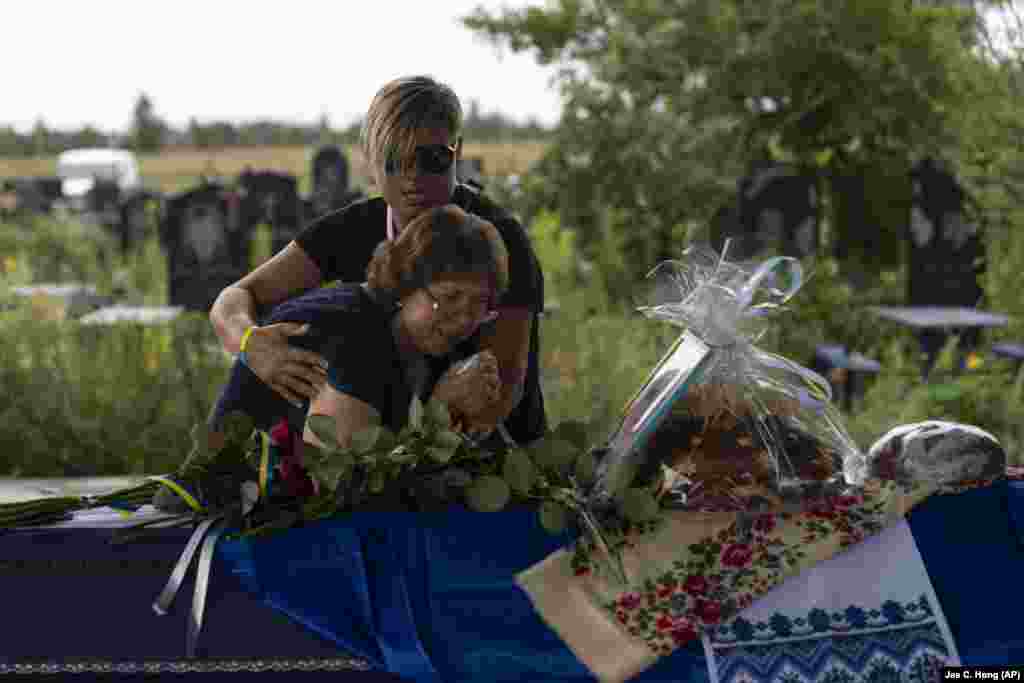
[702,518,959,683]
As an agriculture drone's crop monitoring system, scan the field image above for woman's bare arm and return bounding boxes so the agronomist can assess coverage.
[304,383,383,450]
[210,242,324,353]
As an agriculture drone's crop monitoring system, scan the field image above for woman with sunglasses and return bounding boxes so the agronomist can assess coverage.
[209,75,546,447]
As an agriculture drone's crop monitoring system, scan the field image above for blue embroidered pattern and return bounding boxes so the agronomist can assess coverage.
[706,597,953,683]
[708,595,934,644]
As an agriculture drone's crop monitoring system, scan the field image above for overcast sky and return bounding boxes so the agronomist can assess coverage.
[1,1,562,133]
[4,2,1019,135]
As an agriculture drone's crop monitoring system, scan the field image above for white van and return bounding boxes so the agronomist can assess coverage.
[56,148,142,206]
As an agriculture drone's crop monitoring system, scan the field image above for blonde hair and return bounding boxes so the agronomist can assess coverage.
[361,76,463,172]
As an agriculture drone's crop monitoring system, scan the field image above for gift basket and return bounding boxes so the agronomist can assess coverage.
[582,242,869,574]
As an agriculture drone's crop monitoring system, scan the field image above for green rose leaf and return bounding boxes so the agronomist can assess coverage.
[387,446,417,465]
[503,448,536,496]
[306,414,342,452]
[618,487,661,524]
[375,427,399,453]
[425,399,452,430]
[368,469,387,494]
[350,425,382,455]
[189,423,213,459]
[601,460,637,499]
[409,396,424,430]
[538,500,569,535]
[574,450,599,488]
[221,411,256,444]
[553,420,590,452]
[427,446,456,464]
[432,429,463,450]
[527,438,578,471]
[464,475,511,512]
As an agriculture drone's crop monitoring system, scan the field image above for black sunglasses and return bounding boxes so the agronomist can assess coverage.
[384,144,457,176]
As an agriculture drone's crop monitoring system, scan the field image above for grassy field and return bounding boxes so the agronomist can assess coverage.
[0,142,549,195]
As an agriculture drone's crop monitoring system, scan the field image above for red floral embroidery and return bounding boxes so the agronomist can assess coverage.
[683,575,709,596]
[655,614,675,632]
[753,514,776,534]
[721,543,753,568]
[619,592,642,610]
[670,618,698,644]
[694,598,723,624]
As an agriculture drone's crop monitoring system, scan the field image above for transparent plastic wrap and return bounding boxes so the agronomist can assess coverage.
[588,243,868,522]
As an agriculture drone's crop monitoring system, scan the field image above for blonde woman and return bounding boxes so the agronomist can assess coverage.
[209,75,546,445]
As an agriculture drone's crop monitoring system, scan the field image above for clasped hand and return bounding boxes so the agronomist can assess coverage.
[243,323,328,407]
[433,351,503,438]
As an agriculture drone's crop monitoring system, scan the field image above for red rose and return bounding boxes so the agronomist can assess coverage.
[670,618,699,645]
[721,544,754,568]
[683,575,709,596]
[695,598,723,624]
[657,583,675,599]
[753,514,776,534]
[276,460,316,498]
[574,566,591,577]
[655,614,676,632]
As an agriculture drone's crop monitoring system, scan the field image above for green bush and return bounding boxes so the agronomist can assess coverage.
[0,307,230,477]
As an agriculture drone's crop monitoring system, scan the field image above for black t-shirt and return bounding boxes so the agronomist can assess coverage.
[294,184,547,444]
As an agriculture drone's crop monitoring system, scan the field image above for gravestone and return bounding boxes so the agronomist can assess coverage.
[237,169,303,256]
[307,146,363,220]
[3,177,62,216]
[831,161,910,289]
[158,182,250,313]
[736,161,819,260]
[906,157,987,360]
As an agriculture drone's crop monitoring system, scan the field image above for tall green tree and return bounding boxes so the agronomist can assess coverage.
[464,0,1001,299]
[131,93,166,153]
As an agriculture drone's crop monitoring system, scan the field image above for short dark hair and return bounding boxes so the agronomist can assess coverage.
[366,204,509,302]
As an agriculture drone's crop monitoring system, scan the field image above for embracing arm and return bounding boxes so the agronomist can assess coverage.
[210,242,323,353]
[459,305,532,429]
[303,383,382,450]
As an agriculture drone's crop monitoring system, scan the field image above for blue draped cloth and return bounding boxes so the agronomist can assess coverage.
[212,480,1024,683]
[2,482,1020,681]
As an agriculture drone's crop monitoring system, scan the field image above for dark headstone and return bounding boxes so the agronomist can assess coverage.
[158,182,249,313]
[831,162,910,287]
[906,158,986,360]
[307,146,364,219]
[237,170,303,256]
[737,162,819,260]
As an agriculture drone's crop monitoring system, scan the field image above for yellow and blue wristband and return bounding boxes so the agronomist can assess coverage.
[238,325,256,367]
